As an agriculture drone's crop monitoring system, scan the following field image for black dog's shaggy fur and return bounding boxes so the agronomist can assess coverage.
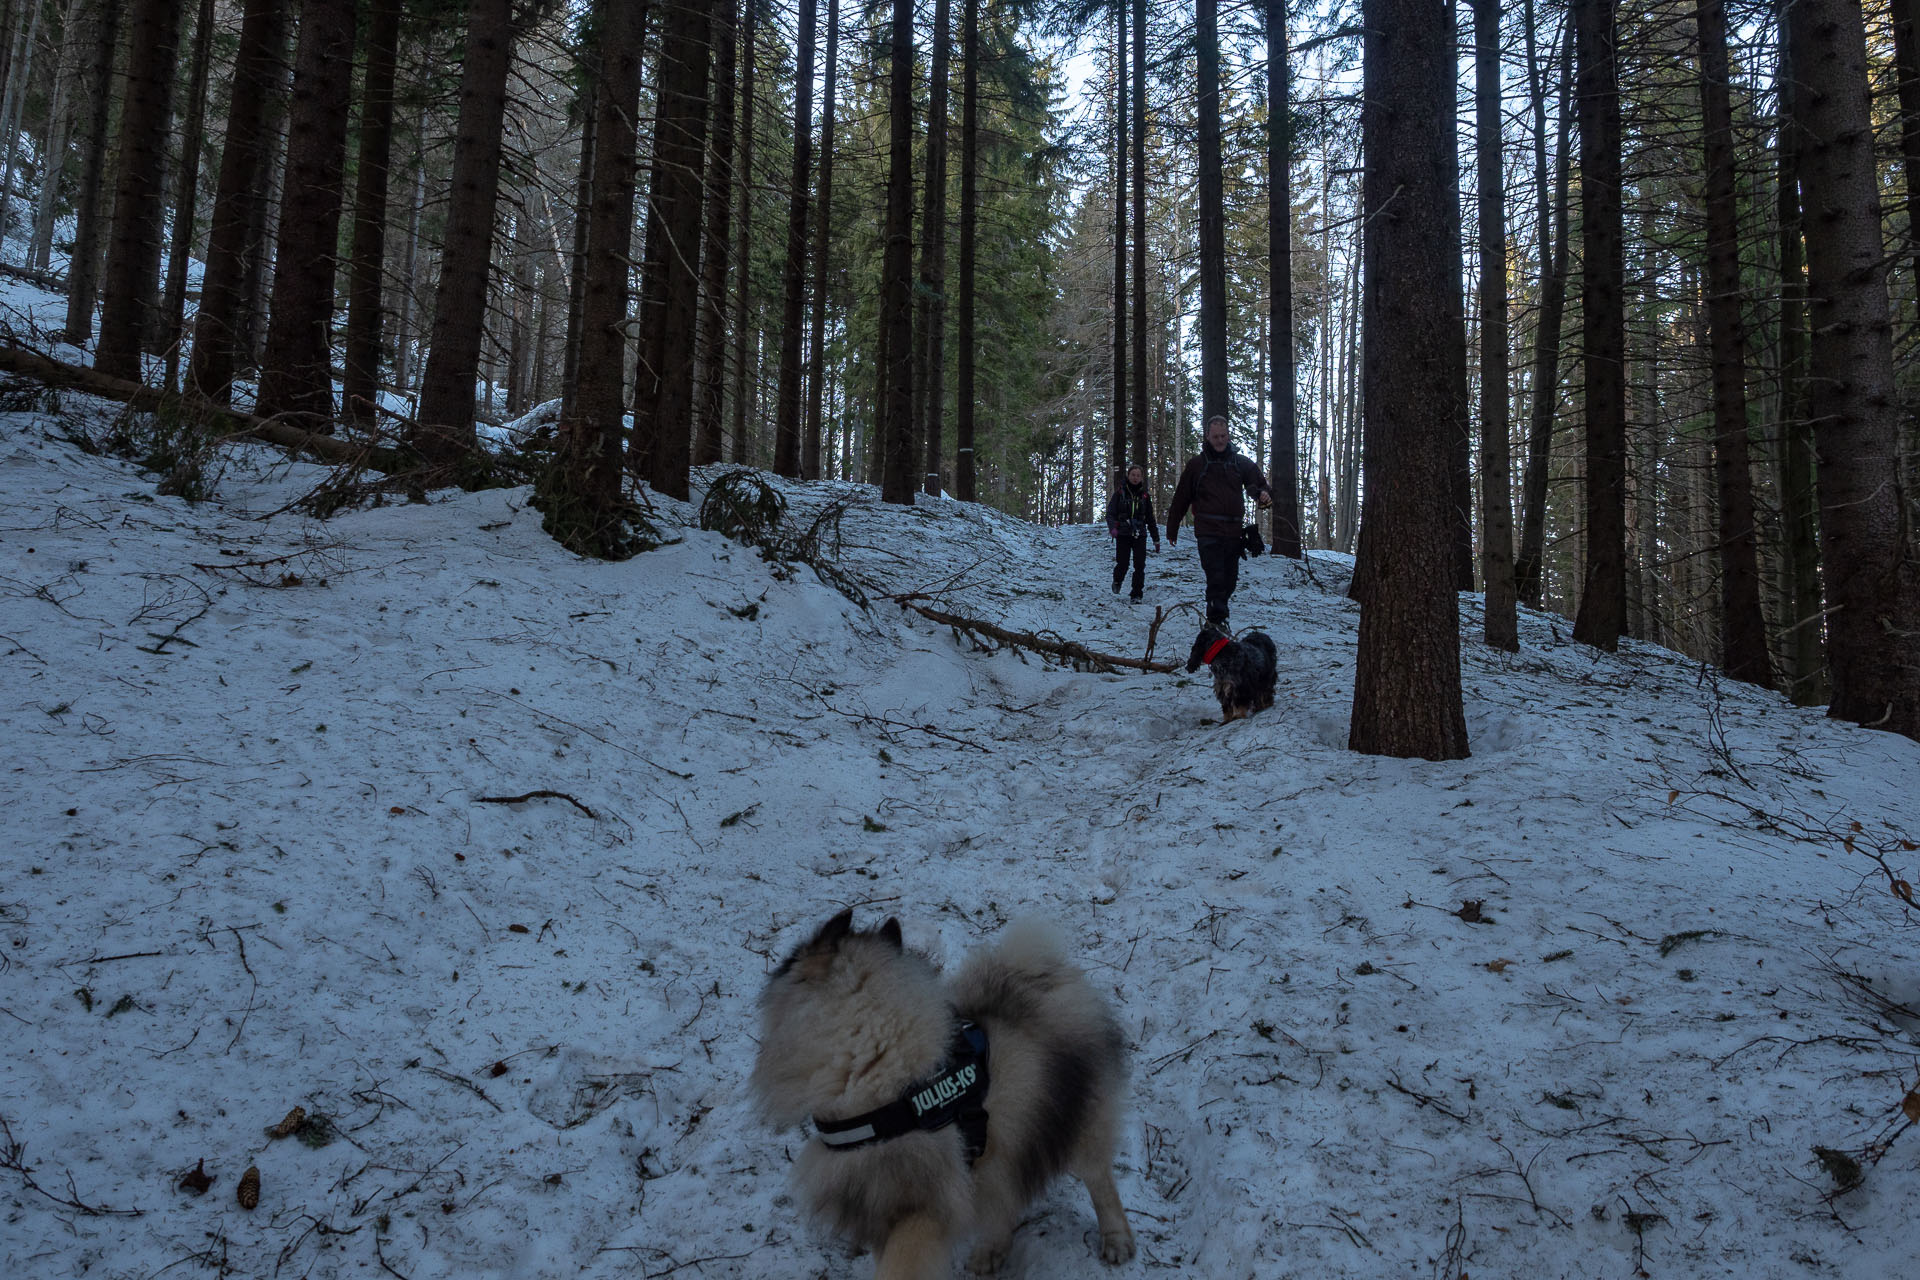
[1186,624,1278,722]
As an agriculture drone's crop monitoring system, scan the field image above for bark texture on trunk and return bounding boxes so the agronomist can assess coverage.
[537,0,647,554]
[1196,0,1227,422]
[254,0,358,427]
[878,0,916,504]
[62,0,124,345]
[414,0,515,465]
[94,0,185,381]
[1570,0,1626,651]
[1267,0,1300,558]
[1694,0,1771,688]
[954,0,978,502]
[635,0,712,501]
[803,0,840,480]
[1475,0,1517,649]
[770,0,816,477]
[1784,0,1920,739]
[694,0,737,467]
[342,0,402,426]
[1349,0,1469,761]
[1514,10,1571,607]
[1772,1,1823,703]
[919,0,952,496]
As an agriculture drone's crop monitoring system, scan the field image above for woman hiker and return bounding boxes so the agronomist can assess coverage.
[1105,464,1160,602]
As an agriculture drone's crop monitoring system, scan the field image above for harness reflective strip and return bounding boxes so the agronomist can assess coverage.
[817,1122,878,1147]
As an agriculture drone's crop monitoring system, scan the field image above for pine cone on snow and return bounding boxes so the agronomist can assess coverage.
[266,1106,307,1139]
[237,1165,260,1210]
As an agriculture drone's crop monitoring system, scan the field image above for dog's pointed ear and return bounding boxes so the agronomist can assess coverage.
[815,908,855,946]
[878,917,904,950]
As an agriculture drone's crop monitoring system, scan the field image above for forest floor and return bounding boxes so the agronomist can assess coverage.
[2,313,1918,1276]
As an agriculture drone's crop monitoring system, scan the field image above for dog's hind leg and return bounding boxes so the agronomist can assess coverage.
[1073,1155,1135,1263]
[961,1166,1022,1274]
[875,1213,953,1280]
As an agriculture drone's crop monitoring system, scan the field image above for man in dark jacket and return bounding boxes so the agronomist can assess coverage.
[1105,464,1159,601]
[1166,414,1271,624]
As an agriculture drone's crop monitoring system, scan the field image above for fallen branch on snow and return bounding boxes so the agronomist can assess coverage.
[887,594,1179,674]
[0,341,414,474]
[476,790,597,819]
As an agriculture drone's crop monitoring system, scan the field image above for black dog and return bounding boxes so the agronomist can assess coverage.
[1186,624,1278,722]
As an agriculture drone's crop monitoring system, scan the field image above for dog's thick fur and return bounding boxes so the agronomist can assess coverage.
[751,910,1134,1278]
[1186,623,1279,722]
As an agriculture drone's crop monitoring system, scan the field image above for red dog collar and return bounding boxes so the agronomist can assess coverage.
[1201,635,1232,666]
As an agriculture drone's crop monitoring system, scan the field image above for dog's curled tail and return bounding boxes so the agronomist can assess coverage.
[988,916,1070,972]
[952,917,1096,1022]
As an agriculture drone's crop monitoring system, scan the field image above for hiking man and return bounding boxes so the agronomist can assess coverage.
[1105,464,1159,602]
[1166,414,1271,625]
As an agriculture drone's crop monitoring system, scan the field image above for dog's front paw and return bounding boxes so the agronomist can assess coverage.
[965,1241,1010,1274]
[1098,1224,1136,1264]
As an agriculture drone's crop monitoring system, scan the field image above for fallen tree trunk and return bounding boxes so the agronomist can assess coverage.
[0,341,414,474]
[889,593,1180,673]
[0,261,66,290]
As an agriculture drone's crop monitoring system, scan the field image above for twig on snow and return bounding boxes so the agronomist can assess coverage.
[475,790,597,818]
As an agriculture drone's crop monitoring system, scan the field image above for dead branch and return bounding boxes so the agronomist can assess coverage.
[476,790,597,818]
[0,341,414,474]
[887,595,1179,673]
[0,1112,143,1217]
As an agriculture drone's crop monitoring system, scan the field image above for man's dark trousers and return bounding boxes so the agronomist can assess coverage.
[1197,536,1239,623]
[1113,534,1148,598]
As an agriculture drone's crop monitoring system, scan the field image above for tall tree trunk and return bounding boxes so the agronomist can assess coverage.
[94,0,183,381]
[237,56,293,378]
[1130,0,1148,470]
[1515,9,1571,607]
[0,0,43,245]
[341,0,401,426]
[415,0,515,467]
[1267,0,1301,557]
[770,0,815,477]
[728,0,757,465]
[1349,0,1469,761]
[1570,0,1626,651]
[393,106,427,395]
[254,0,357,427]
[919,0,952,495]
[1693,0,1771,687]
[1475,0,1517,649]
[161,0,215,394]
[954,0,978,501]
[187,0,283,401]
[536,0,647,557]
[693,0,737,467]
[560,65,596,425]
[803,0,839,479]
[1109,0,1126,479]
[1196,0,1227,421]
[878,0,916,504]
[1783,0,1920,739]
[1773,1,1823,703]
[30,1,85,273]
[61,0,122,345]
[632,0,711,500]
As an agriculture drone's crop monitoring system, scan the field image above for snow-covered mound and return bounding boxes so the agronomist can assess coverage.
[1,384,1915,1279]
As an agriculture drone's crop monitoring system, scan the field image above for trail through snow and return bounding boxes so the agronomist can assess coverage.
[0,371,1916,1279]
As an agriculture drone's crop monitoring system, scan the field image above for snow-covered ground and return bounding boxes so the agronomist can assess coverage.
[3,295,1917,1278]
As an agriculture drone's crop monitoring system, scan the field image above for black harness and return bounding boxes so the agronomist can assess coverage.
[812,1020,991,1164]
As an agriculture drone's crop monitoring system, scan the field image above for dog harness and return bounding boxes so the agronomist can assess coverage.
[812,1019,991,1163]
[1201,634,1233,666]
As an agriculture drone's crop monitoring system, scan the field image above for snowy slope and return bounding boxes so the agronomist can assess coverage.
[1,358,1917,1279]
